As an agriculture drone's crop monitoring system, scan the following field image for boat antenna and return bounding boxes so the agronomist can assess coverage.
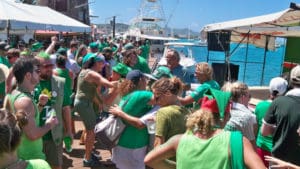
[165,0,179,30]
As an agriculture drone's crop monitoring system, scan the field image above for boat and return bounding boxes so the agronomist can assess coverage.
[123,0,178,52]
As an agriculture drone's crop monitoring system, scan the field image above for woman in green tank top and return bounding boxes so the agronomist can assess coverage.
[74,53,117,167]
[0,109,51,169]
[144,101,266,169]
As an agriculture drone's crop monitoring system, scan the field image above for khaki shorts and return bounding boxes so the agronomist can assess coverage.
[43,140,63,167]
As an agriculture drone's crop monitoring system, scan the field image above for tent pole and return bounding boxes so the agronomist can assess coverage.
[6,20,10,45]
[260,35,269,85]
[243,33,250,82]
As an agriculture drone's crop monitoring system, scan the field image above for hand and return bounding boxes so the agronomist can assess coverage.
[38,94,48,106]
[265,156,294,169]
[45,115,58,129]
[51,36,58,43]
[111,81,119,88]
[109,104,123,117]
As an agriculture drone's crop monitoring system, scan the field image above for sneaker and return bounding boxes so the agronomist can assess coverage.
[83,158,103,167]
[91,152,102,160]
[91,149,102,160]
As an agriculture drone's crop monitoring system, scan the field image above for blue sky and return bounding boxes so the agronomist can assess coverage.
[90,0,298,32]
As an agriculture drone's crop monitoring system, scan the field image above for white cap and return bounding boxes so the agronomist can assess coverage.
[269,77,288,95]
[291,65,300,85]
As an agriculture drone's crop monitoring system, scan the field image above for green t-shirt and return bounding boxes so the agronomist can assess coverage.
[0,56,11,96]
[156,105,189,141]
[190,80,220,102]
[26,159,51,169]
[177,131,231,169]
[34,79,71,140]
[254,100,273,151]
[55,68,72,98]
[118,90,153,148]
[133,56,151,74]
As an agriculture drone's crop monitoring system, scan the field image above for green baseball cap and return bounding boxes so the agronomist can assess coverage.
[89,42,98,49]
[112,63,132,78]
[152,66,173,79]
[82,53,105,65]
[31,42,43,52]
[37,51,50,59]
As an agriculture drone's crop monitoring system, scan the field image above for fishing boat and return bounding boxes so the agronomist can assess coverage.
[123,0,178,52]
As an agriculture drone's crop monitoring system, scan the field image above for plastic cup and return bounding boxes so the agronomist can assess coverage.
[146,120,156,134]
[64,136,72,153]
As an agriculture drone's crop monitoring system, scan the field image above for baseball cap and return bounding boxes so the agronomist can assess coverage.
[102,47,113,53]
[124,43,135,50]
[31,42,43,52]
[82,53,105,65]
[269,77,288,95]
[152,66,173,79]
[290,65,300,85]
[0,41,9,51]
[56,47,67,56]
[112,63,132,78]
[89,42,98,49]
[126,69,157,84]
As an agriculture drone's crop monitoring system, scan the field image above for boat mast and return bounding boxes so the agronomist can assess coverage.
[131,0,166,36]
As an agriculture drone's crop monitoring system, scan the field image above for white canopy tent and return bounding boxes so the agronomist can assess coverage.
[201,5,300,50]
[0,0,91,32]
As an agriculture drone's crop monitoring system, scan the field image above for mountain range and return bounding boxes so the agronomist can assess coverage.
[95,23,200,39]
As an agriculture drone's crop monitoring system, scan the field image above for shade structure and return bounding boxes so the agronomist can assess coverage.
[0,0,91,32]
[201,5,300,50]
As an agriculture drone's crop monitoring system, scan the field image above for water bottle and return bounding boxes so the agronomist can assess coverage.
[64,136,72,153]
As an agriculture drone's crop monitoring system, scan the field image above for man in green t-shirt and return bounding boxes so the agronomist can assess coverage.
[8,58,58,160]
[34,52,72,169]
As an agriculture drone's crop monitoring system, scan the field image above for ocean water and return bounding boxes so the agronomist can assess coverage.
[184,41,285,86]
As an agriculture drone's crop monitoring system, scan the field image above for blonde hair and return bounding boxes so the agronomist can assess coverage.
[196,62,213,81]
[186,109,216,135]
[151,77,183,96]
[228,81,249,102]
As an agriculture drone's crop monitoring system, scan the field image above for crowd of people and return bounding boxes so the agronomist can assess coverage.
[0,35,299,169]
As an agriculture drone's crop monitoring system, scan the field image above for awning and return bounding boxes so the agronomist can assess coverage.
[201,5,300,50]
[0,0,91,32]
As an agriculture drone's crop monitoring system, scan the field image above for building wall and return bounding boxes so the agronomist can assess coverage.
[36,0,90,25]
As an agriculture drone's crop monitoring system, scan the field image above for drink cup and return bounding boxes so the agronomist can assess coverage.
[147,120,156,134]
[64,136,72,153]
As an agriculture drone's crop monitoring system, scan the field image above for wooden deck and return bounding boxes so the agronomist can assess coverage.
[62,115,117,169]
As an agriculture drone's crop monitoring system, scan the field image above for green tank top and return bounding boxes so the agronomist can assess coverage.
[9,90,45,160]
[75,69,97,101]
[55,68,72,96]
[177,130,231,169]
